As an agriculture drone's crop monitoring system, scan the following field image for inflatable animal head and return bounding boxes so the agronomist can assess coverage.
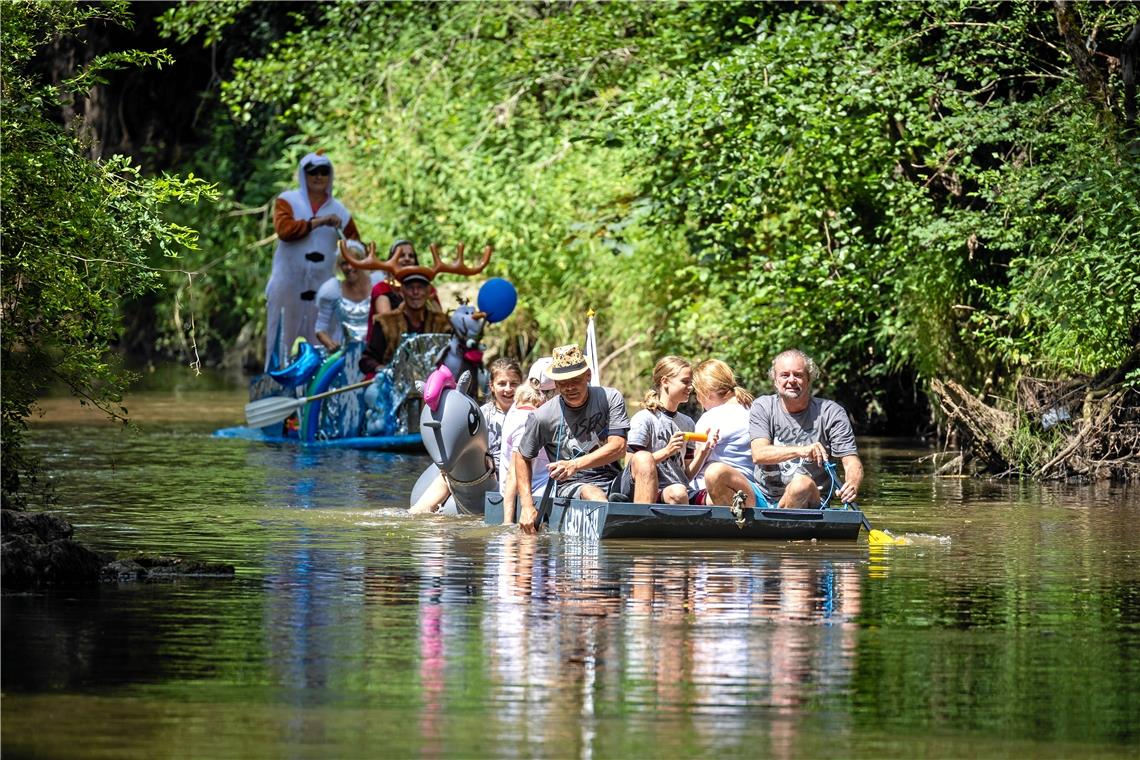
[417,367,488,479]
[450,301,487,363]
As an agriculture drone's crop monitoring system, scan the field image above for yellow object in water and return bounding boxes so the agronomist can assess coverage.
[868,528,908,546]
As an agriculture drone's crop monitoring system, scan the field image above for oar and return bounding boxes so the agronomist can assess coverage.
[824,462,905,545]
[860,511,905,545]
[244,379,373,428]
[533,478,556,531]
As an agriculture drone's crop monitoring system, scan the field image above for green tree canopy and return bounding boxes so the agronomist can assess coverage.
[1,0,214,501]
[152,1,1137,428]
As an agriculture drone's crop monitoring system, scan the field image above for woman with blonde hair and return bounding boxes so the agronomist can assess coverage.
[620,356,716,504]
[690,359,758,506]
[313,240,380,354]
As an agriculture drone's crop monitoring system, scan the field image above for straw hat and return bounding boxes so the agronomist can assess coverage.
[547,344,590,381]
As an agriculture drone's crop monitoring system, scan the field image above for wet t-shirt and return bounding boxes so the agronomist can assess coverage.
[517,386,630,488]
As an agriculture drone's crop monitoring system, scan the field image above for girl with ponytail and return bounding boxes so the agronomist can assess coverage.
[620,356,717,504]
[691,359,759,506]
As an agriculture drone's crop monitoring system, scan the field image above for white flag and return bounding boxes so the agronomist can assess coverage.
[585,309,600,386]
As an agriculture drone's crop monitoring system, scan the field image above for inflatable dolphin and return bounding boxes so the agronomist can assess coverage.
[410,366,497,515]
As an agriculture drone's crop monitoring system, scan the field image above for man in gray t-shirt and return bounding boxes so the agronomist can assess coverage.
[747,349,863,508]
[515,344,630,533]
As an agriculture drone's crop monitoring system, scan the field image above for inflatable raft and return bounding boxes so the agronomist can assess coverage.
[215,336,448,451]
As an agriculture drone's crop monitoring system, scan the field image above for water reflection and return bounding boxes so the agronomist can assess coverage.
[6,415,1140,757]
[471,535,865,756]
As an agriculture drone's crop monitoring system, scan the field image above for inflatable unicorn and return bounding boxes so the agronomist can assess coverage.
[410,366,497,515]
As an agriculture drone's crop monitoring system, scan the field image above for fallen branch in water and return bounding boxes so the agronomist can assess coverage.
[931,355,1140,482]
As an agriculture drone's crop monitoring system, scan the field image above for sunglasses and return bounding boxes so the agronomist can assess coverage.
[305,166,331,177]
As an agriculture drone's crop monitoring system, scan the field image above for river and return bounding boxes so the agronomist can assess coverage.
[3,369,1138,758]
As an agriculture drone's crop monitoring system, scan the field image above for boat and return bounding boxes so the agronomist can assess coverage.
[482,493,866,541]
[214,335,448,451]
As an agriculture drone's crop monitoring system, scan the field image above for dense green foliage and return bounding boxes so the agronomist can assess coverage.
[150,1,1137,425]
[4,1,1137,496]
[1,1,214,499]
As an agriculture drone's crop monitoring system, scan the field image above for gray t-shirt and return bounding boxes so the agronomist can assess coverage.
[748,394,857,498]
[517,386,630,487]
[480,400,507,471]
[627,408,695,488]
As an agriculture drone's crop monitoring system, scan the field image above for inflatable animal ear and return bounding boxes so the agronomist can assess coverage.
[456,370,473,397]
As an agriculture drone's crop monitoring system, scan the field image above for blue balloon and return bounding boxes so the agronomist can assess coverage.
[477,277,517,323]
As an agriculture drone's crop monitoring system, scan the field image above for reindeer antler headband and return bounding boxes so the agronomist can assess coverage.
[341,241,493,281]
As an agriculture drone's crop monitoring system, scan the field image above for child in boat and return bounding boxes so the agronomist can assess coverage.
[410,357,522,514]
[689,359,756,505]
[497,358,556,524]
[621,356,718,504]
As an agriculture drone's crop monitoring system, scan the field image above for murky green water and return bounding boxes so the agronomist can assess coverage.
[4,375,1138,758]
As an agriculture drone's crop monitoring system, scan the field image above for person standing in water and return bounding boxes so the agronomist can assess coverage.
[265,151,360,369]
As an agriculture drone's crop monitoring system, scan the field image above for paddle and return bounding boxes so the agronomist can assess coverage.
[529,415,566,532]
[533,478,556,531]
[244,379,373,428]
[823,462,905,545]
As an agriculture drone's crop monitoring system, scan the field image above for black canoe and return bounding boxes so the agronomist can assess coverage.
[484,493,864,541]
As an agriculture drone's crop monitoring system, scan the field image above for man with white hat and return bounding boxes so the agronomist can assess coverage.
[514,344,630,533]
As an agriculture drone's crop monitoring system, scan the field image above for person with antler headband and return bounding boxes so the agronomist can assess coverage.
[355,242,493,377]
[265,151,360,370]
[363,239,442,346]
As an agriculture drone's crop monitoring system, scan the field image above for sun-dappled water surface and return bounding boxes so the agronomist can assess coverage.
[3,383,1139,758]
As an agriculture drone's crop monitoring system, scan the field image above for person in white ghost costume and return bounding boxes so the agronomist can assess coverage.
[265,151,360,369]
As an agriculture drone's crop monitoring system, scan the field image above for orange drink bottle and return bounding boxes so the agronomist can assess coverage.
[683,432,709,442]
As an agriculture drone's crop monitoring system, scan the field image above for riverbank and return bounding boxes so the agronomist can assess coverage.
[1,509,234,591]
[932,350,1140,482]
